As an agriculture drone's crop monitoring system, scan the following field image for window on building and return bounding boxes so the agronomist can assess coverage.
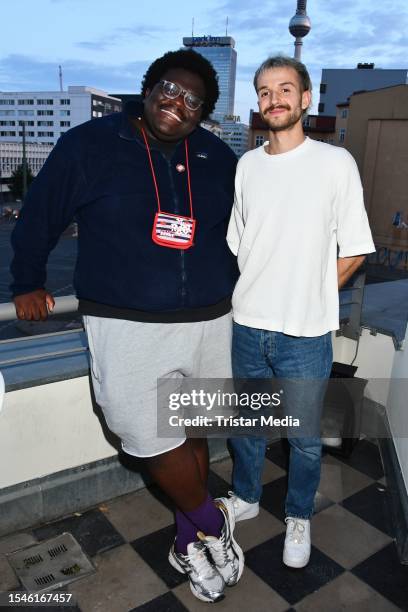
[18,110,35,116]
[0,99,15,105]
[0,131,16,136]
[18,99,34,105]
[37,131,54,137]
[255,135,264,147]
[318,103,325,113]
[37,99,54,105]
[303,117,311,127]
[341,109,348,119]
[37,110,54,116]
[0,120,15,126]
[37,121,53,126]
[19,131,35,137]
[60,110,70,116]
[18,120,35,126]
[60,121,70,127]
[0,110,15,116]
[339,128,346,143]
[319,84,327,94]
[60,99,70,105]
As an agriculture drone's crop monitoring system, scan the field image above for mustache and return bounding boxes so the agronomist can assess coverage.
[263,104,290,114]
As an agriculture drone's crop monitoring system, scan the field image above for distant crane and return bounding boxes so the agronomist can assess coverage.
[59,65,63,92]
[289,0,311,61]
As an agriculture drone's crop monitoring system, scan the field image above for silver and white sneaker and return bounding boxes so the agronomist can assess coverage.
[283,517,311,568]
[198,500,244,586]
[221,491,259,522]
[168,540,225,603]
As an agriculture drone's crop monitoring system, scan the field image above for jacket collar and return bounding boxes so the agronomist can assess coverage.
[118,100,144,141]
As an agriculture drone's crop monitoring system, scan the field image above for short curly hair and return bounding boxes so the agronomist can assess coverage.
[141,49,219,120]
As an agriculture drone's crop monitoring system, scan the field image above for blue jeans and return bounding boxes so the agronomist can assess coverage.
[230,322,333,519]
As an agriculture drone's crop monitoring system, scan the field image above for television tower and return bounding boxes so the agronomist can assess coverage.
[289,0,311,60]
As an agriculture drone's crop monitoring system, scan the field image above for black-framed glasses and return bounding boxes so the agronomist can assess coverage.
[159,80,204,111]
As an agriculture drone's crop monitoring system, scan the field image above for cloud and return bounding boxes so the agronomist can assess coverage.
[76,23,175,52]
[0,54,149,93]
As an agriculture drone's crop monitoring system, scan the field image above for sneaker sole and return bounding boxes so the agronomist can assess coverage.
[282,552,310,569]
[227,536,245,585]
[168,550,225,603]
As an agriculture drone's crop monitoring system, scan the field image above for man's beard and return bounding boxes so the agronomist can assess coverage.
[263,104,303,132]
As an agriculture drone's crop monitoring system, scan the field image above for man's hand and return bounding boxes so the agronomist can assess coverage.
[337,255,366,289]
[13,289,55,321]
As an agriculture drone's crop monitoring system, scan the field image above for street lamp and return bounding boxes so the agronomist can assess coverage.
[21,120,27,199]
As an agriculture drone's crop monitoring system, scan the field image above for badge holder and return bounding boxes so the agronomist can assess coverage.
[152,212,196,249]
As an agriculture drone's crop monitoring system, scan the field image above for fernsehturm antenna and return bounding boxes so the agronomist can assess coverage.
[289,0,311,60]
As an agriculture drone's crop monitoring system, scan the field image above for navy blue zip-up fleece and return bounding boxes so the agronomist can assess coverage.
[10,105,239,312]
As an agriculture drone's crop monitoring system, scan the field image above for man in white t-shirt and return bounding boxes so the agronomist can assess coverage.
[223,56,375,569]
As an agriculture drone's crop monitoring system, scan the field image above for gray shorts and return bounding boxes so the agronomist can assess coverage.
[83,313,232,457]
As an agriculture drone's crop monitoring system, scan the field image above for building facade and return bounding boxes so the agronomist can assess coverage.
[0,141,53,198]
[219,115,248,157]
[335,101,349,147]
[342,84,408,253]
[183,36,237,122]
[0,87,121,146]
[318,64,407,116]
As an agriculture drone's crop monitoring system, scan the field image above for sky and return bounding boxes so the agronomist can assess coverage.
[0,0,407,122]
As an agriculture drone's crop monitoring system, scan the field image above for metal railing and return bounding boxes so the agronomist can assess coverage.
[0,295,78,322]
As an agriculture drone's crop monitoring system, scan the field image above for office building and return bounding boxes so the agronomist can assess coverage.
[219,115,248,157]
[0,87,122,146]
[318,64,407,116]
[0,141,53,198]
[183,36,237,122]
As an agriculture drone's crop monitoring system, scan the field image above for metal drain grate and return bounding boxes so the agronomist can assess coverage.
[6,532,95,593]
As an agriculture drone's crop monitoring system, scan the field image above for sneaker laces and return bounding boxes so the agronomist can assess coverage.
[205,531,230,566]
[184,545,216,578]
[285,518,306,544]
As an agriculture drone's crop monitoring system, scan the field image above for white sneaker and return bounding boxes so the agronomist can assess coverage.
[219,491,259,522]
[168,540,225,603]
[283,517,311,568]
[198,500,244,586]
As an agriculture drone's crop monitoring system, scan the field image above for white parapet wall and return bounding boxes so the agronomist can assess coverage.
[387,325,408,492]
[0,376,117,489]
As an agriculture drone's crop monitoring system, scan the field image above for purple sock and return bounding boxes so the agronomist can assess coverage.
[175,494,224,554]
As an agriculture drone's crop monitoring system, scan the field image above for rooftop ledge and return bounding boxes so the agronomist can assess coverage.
[0,296,89,392]
[0,281,406,393]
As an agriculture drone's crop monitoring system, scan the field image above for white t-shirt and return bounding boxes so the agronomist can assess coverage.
[227,137,375,337]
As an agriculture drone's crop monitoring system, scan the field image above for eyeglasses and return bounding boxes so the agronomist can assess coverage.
[159,80,204,112]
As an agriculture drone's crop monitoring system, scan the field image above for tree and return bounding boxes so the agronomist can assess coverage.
[7,164,34,200]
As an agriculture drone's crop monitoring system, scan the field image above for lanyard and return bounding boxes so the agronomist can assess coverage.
[140,127,194,218]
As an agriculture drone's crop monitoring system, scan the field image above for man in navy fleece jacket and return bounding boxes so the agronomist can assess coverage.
[10,50,243,603]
